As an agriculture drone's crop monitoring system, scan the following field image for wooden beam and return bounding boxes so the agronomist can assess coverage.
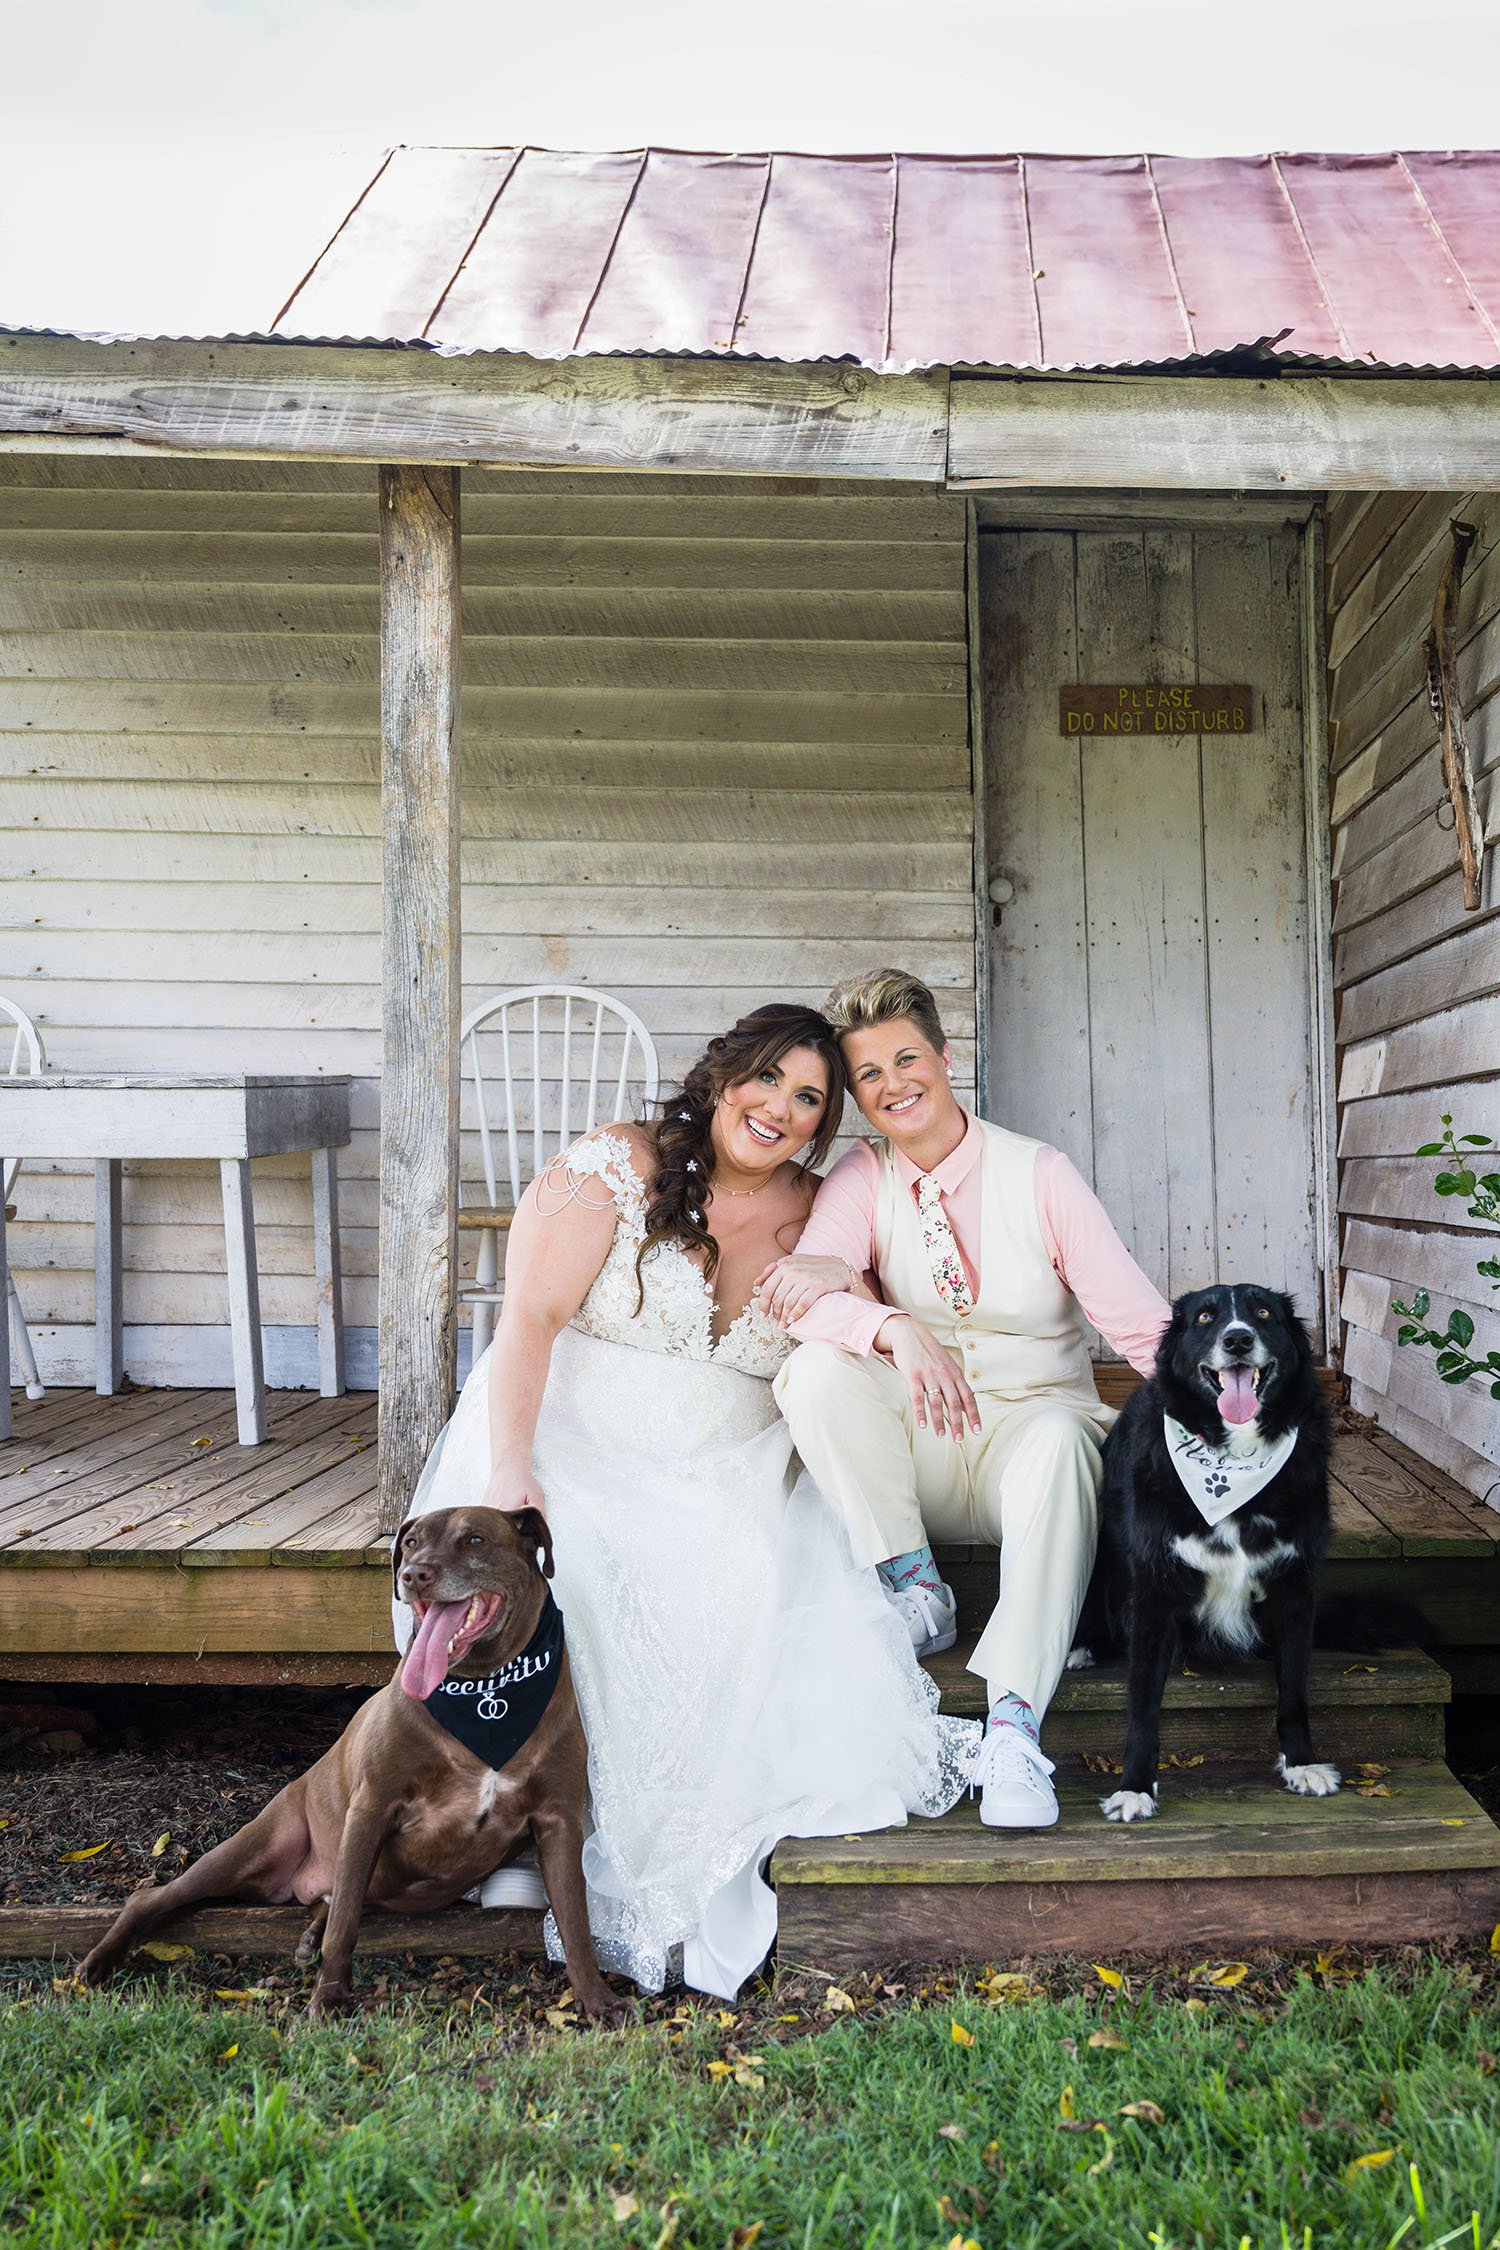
[0,1901,545,1962]
[0,337,949,482]
[950,376,1500,492]
[377,465,461,1535]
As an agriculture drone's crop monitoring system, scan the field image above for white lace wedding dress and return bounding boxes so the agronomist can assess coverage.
[393,1131,979,2000]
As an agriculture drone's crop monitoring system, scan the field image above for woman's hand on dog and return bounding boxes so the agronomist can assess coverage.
[482,1461,548,1516]
[878,1314,981,1440]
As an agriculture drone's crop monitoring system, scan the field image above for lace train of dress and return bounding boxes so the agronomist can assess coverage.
[393,1133,979,2000]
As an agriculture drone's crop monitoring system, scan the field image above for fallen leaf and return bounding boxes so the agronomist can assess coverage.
[1092,1964,1126,1991]
[705,2059,732,2079]
[1491,1924,1500,1957]
[1440,1818,1466,1827]
[214,1988,270,2001]
[1345,2150,1396,2181]
[1357,1783,1395,1798]
[611,2195,639,2223]
[951,2020,975,2048]
[775,2012,800,2023]
[151,1831,170,1858]
[938,2122,966,2139]
[139,1942,194,1963]
[1087,2129,1116,2177]
[189,1437,215,1449]
[727,2227,763,2250]
[219,2042,239,2060]
[944,2237,982,2250]
[1059,2083,1076,2119]
[1182,1997,1208,2015]
[1354,1762,1390,1777]
[978,1970,1037,2001]
[1208,1963,1250,1988]
[543,2007,575,2029]
[1477,2050,1496,2078]
[936,2197,964,2226]
[1118,2101,1166,2124]
[1088,2027,1129,2049]
[715,2009,737,2028]
[57,1843,110,1862]
[1059,2118,1108,2134]
[981,2140,1004,2177]
[1343,1664,1378,1675]
[823,1985,856,2014]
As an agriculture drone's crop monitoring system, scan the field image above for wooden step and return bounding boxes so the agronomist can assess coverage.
[773,1758,1500,1964]
[924,1643,1450,1763]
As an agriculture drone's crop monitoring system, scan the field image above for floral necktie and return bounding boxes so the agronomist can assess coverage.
[915,1173,973,1314]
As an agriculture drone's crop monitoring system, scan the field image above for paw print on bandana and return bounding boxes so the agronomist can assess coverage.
[1204,1471,1232,1498]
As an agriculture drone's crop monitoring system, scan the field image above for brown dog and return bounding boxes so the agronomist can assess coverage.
[80,1505,623,2020]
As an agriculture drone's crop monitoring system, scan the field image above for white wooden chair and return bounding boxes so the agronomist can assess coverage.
[2,996,47,1401]
[459,986,660,1355]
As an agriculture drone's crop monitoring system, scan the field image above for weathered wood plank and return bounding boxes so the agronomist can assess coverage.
[0,530,963,592]
[980,533,1095,1182]
[1329,1429,1500,1556]
[951,377,1500,491]
[778,1867,1500,1964]
[1338,991,1500,1103]
[1344,1324,1500,1467]
[377,465,461,1536]
[775,1763,1500,1884]
[0,1902,546,1962]
[0,341,950,482]
[0,1562,389,1650]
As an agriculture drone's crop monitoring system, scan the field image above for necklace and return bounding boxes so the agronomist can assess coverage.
[715,1173,772,1197]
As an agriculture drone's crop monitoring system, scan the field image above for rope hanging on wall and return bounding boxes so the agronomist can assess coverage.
[1423,518,1485,911]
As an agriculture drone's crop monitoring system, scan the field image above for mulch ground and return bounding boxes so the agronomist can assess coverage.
[0,1684,372,1909]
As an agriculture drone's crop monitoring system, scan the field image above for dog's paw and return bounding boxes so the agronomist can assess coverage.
[1065,1645,1096,1671]
[1100,1787,1158,1823]
[1275,1756,1341,1797]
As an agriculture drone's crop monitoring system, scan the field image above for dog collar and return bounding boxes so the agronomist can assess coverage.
[424,1589,564,1770]
[1163,1416,1298,1525]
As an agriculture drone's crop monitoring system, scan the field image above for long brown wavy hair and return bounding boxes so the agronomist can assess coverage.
[635,1004,846,1305]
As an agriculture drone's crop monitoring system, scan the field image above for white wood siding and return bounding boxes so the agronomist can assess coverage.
[1325,490,1500,1500]
[0,459,974,1387]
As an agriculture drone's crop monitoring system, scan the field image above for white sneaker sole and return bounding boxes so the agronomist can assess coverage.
[979,1797,1060,1830]
[915,1623,959,1658]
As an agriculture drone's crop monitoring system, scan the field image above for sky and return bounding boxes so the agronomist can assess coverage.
[6,0,1500,336]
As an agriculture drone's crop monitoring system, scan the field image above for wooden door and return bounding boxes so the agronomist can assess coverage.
[979,527,1325,1347]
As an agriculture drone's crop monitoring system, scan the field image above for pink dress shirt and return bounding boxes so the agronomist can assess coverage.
[789,1111,1170,1377]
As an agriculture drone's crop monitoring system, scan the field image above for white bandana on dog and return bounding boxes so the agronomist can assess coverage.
[1164,1416,1299,1525]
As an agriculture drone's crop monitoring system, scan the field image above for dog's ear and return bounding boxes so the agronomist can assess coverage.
[391,1516,417,1603]
[512,1505,555,1582]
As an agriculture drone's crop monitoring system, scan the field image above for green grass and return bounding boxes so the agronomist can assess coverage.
[3,1957,1499,2249]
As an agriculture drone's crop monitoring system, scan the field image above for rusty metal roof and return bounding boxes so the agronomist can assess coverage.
[271,146,1500,373]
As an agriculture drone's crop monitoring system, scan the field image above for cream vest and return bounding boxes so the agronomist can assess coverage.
[872,1118,1105,1415]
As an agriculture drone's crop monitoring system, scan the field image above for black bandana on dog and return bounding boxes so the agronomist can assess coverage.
[424,1591,564,1770]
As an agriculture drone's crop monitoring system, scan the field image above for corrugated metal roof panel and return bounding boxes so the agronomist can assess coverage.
[270,146,1500,371]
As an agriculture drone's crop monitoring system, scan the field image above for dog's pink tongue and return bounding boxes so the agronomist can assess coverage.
[1219,1367,1259,1425]
[401,1600,471,1700]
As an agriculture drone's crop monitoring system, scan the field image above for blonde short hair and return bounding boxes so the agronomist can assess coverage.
[822,967,947,1053]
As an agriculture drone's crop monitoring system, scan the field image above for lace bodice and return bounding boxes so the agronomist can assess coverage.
[557,1132,794,1381]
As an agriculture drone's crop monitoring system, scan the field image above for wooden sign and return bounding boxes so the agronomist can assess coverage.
[1059,684,1255,737]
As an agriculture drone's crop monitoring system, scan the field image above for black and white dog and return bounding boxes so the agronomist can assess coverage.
[1073,1284,1342,1823]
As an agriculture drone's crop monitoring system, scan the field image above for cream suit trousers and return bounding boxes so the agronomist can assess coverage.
[774,1341,1102,1718]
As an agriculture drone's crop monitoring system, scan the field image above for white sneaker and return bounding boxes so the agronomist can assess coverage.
[972,1725,1059,1829]
[884,1577,959,1658]
[475,1849,549,1910]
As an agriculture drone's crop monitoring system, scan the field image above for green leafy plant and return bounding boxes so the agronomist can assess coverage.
[1392,1116,1500,1399]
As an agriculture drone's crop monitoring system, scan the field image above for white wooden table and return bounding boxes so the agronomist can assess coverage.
[0,1073,351,1445]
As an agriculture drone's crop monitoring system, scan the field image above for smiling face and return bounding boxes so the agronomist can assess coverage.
[841,1016,964,1162]
[710,1042,832,1178]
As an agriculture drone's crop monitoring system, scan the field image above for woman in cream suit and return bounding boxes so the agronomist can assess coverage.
[759,968,1169,1831]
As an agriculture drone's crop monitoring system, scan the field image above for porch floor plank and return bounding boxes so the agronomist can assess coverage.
[1330,1429,1500,1557]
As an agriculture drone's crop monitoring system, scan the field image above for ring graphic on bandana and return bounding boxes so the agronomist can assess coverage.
[477,1691,509,1723]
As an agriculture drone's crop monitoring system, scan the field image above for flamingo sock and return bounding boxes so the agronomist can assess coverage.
[987,1691,1039,1743]
[877,1544,942,1595]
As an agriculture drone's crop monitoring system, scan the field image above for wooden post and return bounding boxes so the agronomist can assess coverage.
[377,465,461,1535]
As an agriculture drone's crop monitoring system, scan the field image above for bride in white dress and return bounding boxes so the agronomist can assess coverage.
[394,1004,978,2000]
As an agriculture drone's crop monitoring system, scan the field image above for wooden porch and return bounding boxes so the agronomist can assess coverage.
[3,1377,1498,1685]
